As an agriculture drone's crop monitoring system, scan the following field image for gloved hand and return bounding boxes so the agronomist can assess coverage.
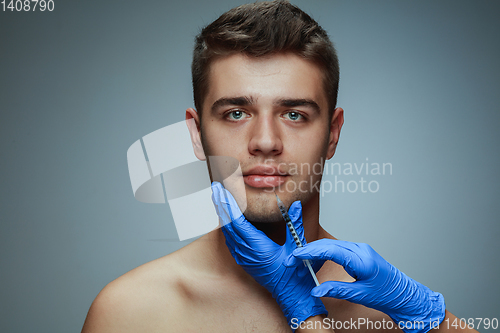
[284,239,446,333]
[211,182,327,328]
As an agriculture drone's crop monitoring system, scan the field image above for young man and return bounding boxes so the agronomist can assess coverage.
[82,2,477,332]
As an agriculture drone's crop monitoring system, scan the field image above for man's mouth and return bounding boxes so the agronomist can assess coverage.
[243,165,288,188]
[243,175,287,188]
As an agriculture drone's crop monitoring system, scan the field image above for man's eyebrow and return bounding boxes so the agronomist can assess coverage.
[275,98,321,113]
[211,96,255,112]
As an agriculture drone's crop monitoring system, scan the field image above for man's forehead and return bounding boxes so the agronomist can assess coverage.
[204,52,328,111]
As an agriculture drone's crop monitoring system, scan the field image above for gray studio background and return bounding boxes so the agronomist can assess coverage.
[1,0,499,331]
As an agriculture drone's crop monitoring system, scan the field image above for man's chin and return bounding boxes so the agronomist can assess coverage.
[241,187,283,222]
[243,209,284,224]
[241,180,317,222]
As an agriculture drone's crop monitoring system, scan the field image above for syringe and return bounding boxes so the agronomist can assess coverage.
[274,192,320,287]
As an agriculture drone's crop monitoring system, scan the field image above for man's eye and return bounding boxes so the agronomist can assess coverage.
[226,110,248,121]
[284,111,304,121]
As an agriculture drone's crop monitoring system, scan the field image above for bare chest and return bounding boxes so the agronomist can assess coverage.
[178,280,292,333]
[153,261,401,332]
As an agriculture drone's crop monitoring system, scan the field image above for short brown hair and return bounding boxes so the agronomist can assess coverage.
[192,0,339,117]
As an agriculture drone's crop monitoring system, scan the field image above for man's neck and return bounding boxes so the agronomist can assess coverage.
[200,192,324,279]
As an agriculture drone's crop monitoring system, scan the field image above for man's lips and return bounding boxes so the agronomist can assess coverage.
[242,165,290,188]
[243,175,287,188]
[243,165,289,188]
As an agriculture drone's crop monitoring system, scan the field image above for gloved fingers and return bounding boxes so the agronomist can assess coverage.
[311,281,367,302]
[283,252,326,274]
[287,201,307,246]
[288,260,309,279]
[283,252,304,267]
[211,182,244,225]
[286,238,367,280]
[213,182,279,251]
[221,221,248,253]
[221,233,251,267]
[222,216,275,260]
[221,224,240,251]
[230,212,277,250]
[283,239,336,267]
[212,181,251,247]
[222,224,266,266]
[311,258,326,273]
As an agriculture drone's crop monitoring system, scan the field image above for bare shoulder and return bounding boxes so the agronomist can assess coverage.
[81,243,196,333]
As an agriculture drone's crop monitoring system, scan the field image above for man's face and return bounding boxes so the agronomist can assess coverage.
[193,52,341,223]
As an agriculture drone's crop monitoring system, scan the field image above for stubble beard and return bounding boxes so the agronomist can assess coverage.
[200,123,325,224]
[241,179,317,223]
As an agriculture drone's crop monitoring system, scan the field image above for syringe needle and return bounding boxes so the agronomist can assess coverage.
[274,191,320,287]
[304,258,320,286]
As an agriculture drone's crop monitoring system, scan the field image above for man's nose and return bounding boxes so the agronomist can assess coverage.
[247,115,283,156]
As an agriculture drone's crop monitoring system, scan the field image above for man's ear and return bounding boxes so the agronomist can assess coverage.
[186,108,206,161]
[326,107,344,160]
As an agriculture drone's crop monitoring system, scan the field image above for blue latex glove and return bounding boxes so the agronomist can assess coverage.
[211,182,327,328]
[285,239,446,333]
